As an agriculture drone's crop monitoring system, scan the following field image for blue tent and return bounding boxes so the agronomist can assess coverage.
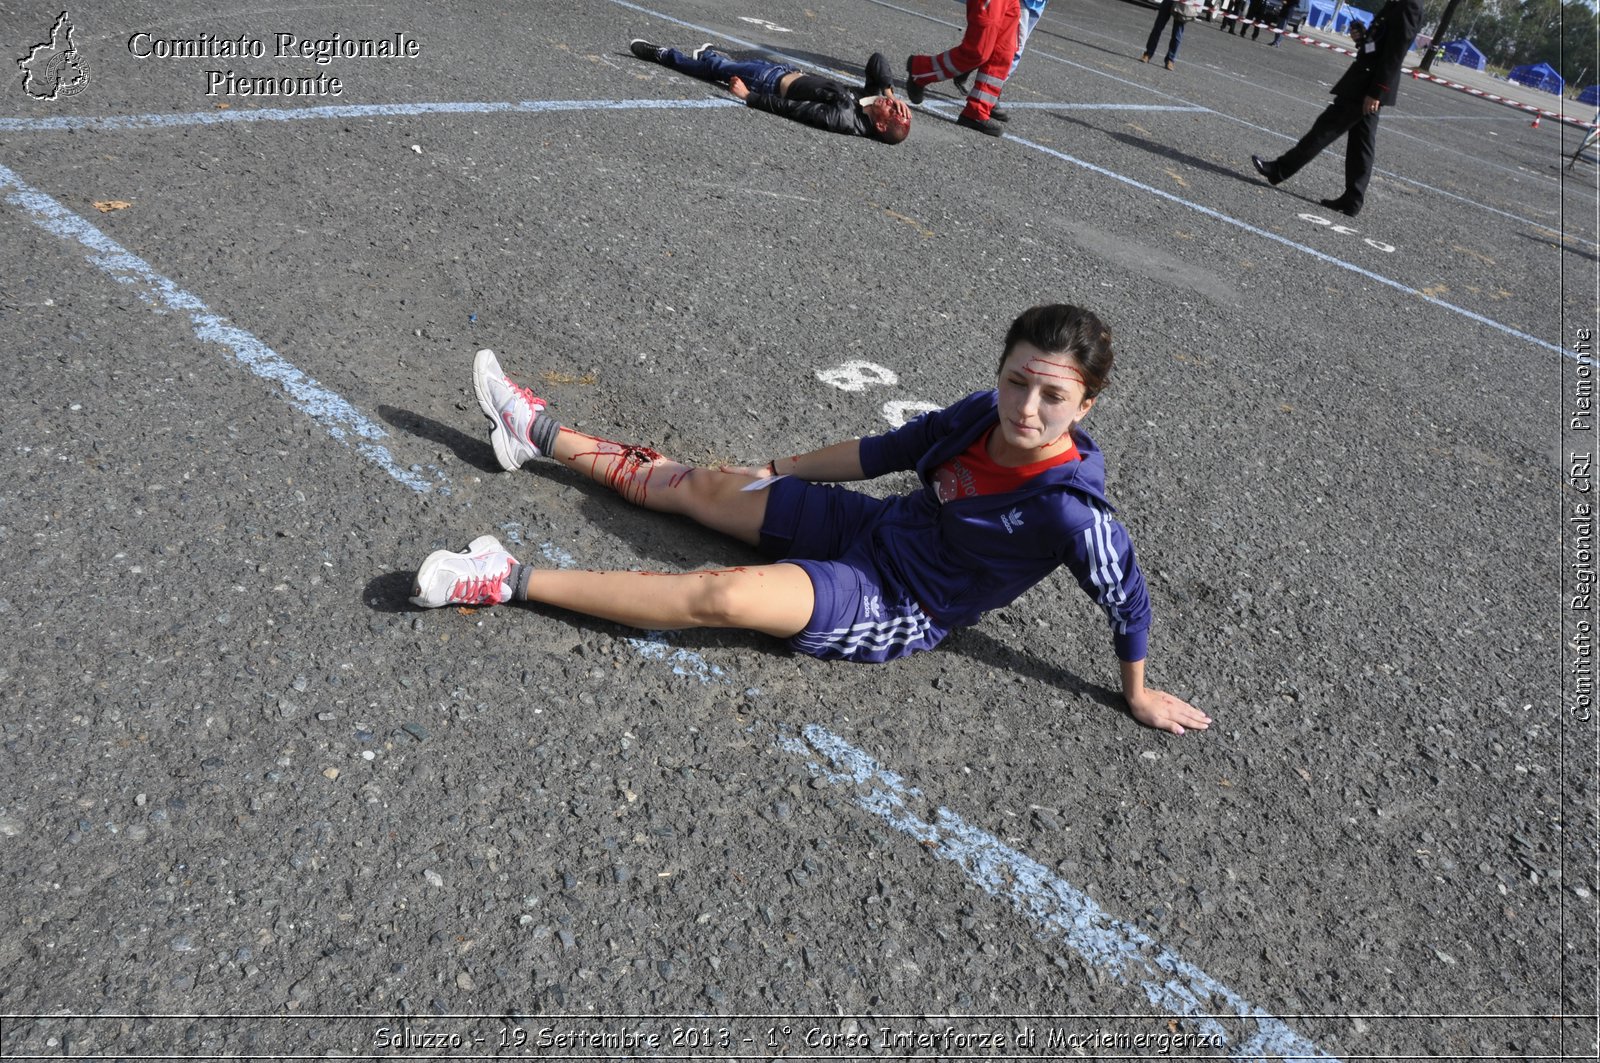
[1578,84,1600,107]
[1441,39,1485,71]
[1305,0,1338,30]
[1307,3,1374,35]
[1509,62,1563,95]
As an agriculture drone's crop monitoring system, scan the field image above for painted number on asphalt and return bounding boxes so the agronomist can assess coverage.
[816,360,940,427]
[738,17,792,33]
[1298,212,1396,253]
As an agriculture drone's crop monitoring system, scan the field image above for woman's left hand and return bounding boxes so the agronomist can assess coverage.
[1126,687,1211,735]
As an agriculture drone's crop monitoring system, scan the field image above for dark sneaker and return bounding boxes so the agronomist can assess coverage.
[1250,154,1282,185]
[629,39,665,62]
[1319,195,1362,217]
[691,42,717,61]
[956,113,1004,137]
[904,56,925,104]
[990,106,1010,122]
[953,72,971,95]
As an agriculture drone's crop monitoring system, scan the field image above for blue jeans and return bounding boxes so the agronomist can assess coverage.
[661,47,794,97]
[1145,0,1186,63]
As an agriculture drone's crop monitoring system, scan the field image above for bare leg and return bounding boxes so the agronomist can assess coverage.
[476,348,774,545]
[546,427,772,546]
[465,350,811,632]
[525,562,815,638]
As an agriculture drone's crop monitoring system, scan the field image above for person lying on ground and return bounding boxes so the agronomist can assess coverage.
[410,305,1211,736]
[629,39,911,143]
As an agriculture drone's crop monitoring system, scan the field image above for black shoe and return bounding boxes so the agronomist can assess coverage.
[990,106,1010,122]
[1250,154,1282,185]
[904,56,925,104]
[957,113,1004,137]
[629,39,665,63]
[953,72,971,95]
[691,42,716,61]
[1319,195,1362,217]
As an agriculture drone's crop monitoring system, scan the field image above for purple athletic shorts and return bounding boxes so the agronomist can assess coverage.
[757,478,948,663]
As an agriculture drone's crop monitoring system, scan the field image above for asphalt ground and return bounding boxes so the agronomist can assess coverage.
[1,0,1597,1059]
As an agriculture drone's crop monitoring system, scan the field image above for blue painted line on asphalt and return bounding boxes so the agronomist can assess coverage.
[0,97,738,132]
[0,160,448,495]
[778,723,1338,1062]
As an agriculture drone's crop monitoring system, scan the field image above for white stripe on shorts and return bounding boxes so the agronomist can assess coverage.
[795,610,934,658]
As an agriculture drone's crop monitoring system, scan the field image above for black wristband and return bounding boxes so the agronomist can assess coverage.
[770,457,785,475]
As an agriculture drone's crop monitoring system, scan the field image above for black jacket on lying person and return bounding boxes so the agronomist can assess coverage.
[744,53,895,137]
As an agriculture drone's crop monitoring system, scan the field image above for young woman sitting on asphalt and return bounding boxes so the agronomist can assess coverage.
[411,304,1210,735]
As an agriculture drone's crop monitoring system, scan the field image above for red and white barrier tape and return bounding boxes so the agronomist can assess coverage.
[1204,10,1594,130]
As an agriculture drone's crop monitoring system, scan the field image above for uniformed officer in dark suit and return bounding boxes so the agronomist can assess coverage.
[1250,0,1424,216]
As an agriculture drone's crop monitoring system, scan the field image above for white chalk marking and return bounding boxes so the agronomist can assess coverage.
[737,17,792,33]
[883,399,941,428]
[0,160,446,494]
[778,722,1338,1062]
[816,360,898,392]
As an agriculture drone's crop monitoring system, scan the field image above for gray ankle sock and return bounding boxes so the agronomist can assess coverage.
[529,413,561,458]
[510,563,534,601]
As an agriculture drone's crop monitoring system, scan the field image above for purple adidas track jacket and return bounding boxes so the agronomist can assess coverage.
[857,389,1152,662]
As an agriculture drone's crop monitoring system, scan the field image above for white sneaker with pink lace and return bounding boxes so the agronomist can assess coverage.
[411,535,518,608]
[473,348,547,471]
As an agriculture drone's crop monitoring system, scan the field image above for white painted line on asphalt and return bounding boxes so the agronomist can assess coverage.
[7,88,1574,251]
[1004,132,1586,364]
[0,160,449,494]
[778,722,1339,1062]
[0,97,739,133]
[861,0,1596,246]
[995,102,1208,111]
[609,0,1583,362]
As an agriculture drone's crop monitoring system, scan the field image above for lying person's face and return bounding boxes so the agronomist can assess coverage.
[866,95,910,131]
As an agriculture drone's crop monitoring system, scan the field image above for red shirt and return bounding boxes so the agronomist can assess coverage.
[932,428,1080,502]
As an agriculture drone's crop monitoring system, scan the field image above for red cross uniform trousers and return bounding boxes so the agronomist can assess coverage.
[907,0,1022,121]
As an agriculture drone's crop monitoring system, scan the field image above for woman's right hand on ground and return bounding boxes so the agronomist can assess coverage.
[728,75,750,99]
